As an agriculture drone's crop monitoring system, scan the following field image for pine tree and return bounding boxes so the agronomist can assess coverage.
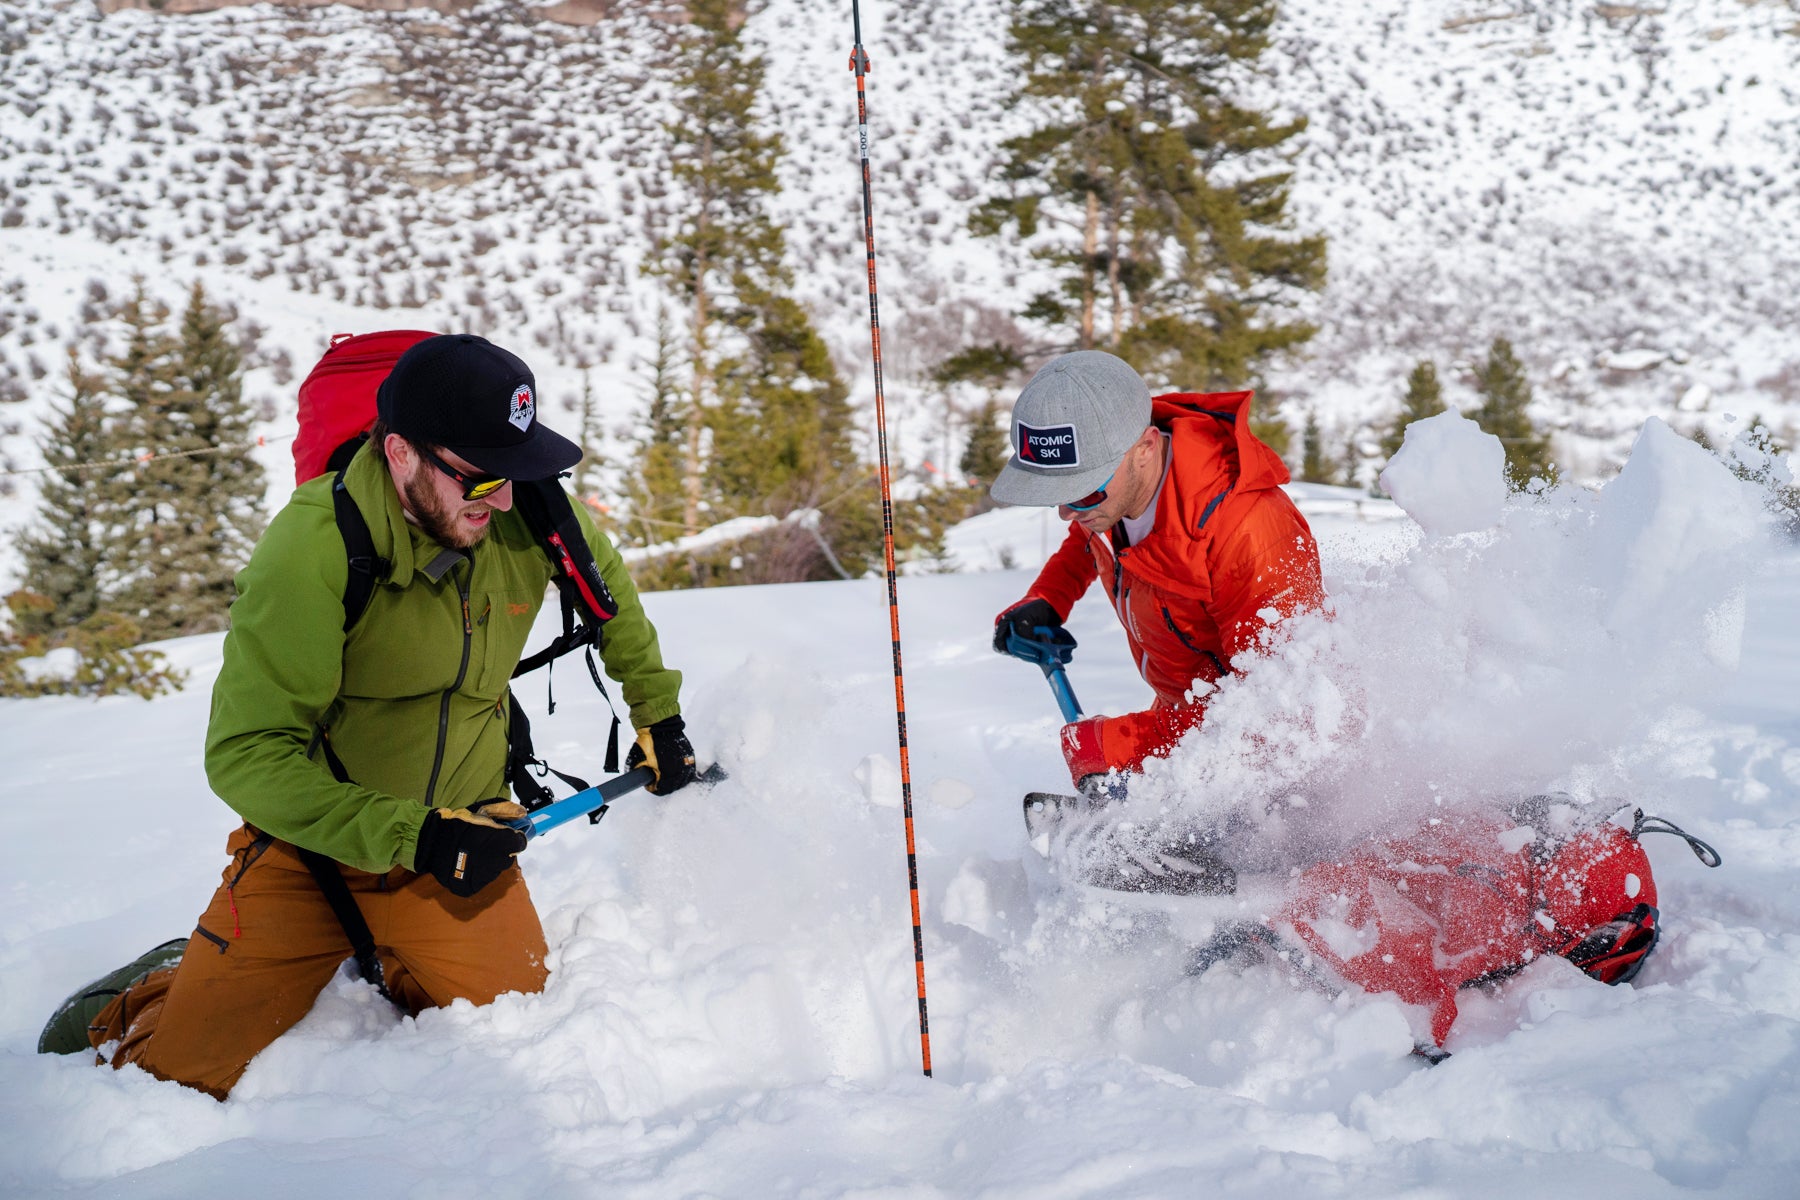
[646,0,872,585]
[625,311,688,548]
[975,0,1325,389]
[651,0,786,537]
[173,282,264,569]
[111,281,263,639]
[5,340,187,698]
[1340,427,1362,492]
[1250,391,1291,462]
[1471,337,1556,488]
[933,342,1025,487]
[94,281,179,629]
[1379,360,1446,462]
[1299,408,1335,484]
[960,401,1011,485]
[15,350,123,636]
[708,288,857,521]
[569,367,602,501]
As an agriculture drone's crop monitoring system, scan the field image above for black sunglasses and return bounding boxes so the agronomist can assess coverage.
[417,444,509,501]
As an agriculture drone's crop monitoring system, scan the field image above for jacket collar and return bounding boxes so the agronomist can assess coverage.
[342,442,431,588]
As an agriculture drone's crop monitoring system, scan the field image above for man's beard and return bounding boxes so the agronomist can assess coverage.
[402,471,492,550]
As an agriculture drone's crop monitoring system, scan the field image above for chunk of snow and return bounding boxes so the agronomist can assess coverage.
[1497,826,1537,854]
[1378,408,1508,536]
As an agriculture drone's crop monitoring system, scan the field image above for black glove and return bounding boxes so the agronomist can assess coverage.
[992,596,1067,655]
[626,714,698,796]
[413,805,528,898]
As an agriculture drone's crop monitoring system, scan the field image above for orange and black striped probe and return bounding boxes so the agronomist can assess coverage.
[850,2,932,1078]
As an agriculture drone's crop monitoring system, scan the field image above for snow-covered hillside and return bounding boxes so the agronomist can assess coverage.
[2,0,1797,573]
[2,414,1797,1196]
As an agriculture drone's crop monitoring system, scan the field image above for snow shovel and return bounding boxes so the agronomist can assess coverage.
[1003,625,1083,723]
[509,762,729,839]
[1003,625,1090,839]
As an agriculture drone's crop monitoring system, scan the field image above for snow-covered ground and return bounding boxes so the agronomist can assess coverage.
[3,414,1797,1197]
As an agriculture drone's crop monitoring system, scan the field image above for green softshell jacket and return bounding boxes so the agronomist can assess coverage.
[204,446,682,874]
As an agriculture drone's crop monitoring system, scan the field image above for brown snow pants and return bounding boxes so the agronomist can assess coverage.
[89,823,549,1100]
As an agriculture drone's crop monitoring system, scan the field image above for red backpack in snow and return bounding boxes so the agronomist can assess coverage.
[293,330,623,807]
[1274,805,1720,1049]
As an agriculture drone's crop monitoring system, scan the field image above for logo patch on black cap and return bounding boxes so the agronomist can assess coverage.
[508,384,535,432]
[1016,422,1079,467]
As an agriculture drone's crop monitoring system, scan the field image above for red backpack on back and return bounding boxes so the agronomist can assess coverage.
[293,330,437,485]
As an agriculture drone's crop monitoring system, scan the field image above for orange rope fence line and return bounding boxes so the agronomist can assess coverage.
[0,432,292,478]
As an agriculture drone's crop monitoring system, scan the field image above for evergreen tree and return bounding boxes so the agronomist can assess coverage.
[111,281,264,639]
[960,401,1011,485]
[933,342,1025,487]
[1250,392,1291,462]
[651,0,785,538]
[975,0,1325,389]
[1340,427,1362,492]
[645,0,874,585]
[569,367,602,501]
[173,282,264,564]
[625,311,689,548]
[707,288,857,522]
[1471,336,1556,487]
[1298,408,1335,484]
[5,342,186,699]
[1379,359,1446,462]
[15,350,123,636]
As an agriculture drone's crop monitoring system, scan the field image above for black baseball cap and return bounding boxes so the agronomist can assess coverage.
[375,334,581,481]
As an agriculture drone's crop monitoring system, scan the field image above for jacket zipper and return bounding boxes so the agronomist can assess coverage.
[423,566,473,805]
[1161,605,1202,654]
[1109,545,1134,635]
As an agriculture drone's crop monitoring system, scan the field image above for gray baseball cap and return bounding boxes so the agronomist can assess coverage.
[989,351,1153,506]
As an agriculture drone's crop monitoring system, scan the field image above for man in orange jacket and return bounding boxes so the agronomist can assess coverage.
[991,350,1324,798]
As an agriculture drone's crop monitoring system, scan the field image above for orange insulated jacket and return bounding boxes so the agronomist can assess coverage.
[1025,391,1324,774]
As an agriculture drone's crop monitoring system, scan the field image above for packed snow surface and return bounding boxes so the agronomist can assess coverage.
[4,423,1799,1197]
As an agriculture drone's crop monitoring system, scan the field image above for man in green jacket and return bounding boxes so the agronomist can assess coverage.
[85,334,693,1099]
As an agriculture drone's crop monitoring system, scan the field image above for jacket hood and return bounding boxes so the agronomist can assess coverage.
[1154,390,1291,495]
[1110,389,1292,600]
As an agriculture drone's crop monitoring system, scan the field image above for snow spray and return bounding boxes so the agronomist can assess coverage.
[1118,413,1776,874]
[850,0,932,1078]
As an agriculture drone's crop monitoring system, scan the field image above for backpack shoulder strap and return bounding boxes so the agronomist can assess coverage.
[506,479,625,782]
[512,477,618,629]
[296,845,394,1003]
[331,460,389,632]
[300,728,394,1004]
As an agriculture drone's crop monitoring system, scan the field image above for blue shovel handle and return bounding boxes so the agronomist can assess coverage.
[506,762,730,840]
[1004,625,1084,723]
[511,766,655,839]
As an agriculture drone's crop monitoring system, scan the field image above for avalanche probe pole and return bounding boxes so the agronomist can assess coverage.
[850,2,932,1079]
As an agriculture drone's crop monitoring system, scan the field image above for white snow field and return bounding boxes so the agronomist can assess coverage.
[3,416,1798,1198]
